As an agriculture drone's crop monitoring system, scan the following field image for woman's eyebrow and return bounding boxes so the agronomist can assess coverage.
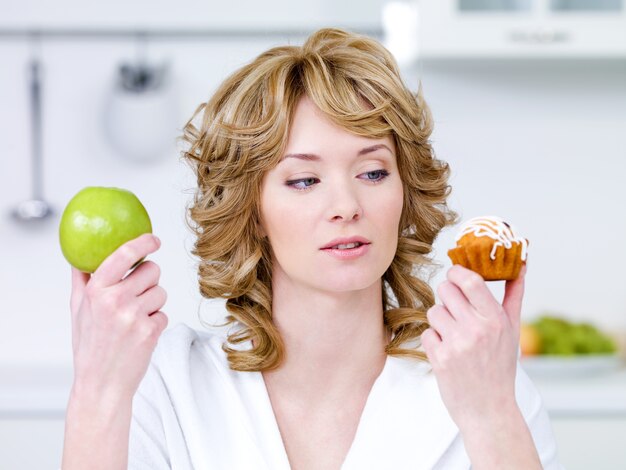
[281,144,393,162]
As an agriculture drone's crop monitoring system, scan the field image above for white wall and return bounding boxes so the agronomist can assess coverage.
[419,59,626,331]
[0,35,308,367]
[1,8,625,369]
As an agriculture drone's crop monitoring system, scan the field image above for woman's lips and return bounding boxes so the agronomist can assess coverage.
[321,243,370,260]
[321,237,371,249]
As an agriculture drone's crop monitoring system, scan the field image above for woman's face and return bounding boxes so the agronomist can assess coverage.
[258,95,404,294]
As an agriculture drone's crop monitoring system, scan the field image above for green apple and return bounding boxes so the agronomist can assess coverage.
[59,186,152,273]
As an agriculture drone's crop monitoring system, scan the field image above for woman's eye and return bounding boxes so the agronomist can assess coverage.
[286,177,319,191]
[360,169,389,182]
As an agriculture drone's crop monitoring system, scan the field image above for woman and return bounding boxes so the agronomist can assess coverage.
[62,28,562,469]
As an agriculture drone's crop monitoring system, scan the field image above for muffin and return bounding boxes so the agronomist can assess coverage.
[447,216,529,281]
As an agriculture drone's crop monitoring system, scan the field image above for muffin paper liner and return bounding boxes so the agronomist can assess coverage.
[447,241,526,281]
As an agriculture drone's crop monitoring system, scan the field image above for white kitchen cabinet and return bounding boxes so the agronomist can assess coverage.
[0,418,65,469]
[2,416,625,469]
[551,417,626,470]
[418,0,626,58]
[0,0,386,32]
[528,365,626,469]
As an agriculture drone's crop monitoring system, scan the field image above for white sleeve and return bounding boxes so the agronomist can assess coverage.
[128,362,171,470]
[516,363,566,470]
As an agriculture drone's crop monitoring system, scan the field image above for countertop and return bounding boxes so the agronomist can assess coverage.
[2,362,626,419]
[0,366,73,418]
[522,360,626,417]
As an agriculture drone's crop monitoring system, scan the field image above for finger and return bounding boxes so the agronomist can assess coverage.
[502,263,527,331]
[420,328,441,359]
[426,304,456,340]
[136,285,168,315]
[147,310,169,333]
[70,267,90,314]
[447,265,501,318]
[120,260,161,297]
[92,233,160,288]
[436,280,473,322]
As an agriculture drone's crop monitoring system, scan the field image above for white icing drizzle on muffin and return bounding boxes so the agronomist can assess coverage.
[455,216,528,261]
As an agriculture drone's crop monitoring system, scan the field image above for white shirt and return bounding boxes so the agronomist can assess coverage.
[129,323,564,469]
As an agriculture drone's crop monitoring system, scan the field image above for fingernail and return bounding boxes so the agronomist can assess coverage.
[154,235,161,246]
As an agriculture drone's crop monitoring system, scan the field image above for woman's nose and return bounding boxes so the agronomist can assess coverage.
[329,185,363,222]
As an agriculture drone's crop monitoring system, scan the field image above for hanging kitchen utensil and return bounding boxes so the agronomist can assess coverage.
[101,32,179,163]
[11,37,55,224]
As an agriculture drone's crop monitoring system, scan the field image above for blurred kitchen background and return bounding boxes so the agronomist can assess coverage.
[1,0,625,468]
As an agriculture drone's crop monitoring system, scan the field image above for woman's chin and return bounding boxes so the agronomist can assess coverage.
[317,276,382,294]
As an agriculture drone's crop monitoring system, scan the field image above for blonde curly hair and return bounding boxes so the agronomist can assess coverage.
[179,27,458,372]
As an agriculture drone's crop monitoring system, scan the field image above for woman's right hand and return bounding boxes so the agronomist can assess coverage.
[69,233,168,402]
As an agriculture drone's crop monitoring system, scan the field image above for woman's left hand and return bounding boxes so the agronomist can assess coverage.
[421,263,527,429]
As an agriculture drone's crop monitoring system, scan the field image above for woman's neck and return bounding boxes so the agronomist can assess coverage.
[260,276,389,405]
